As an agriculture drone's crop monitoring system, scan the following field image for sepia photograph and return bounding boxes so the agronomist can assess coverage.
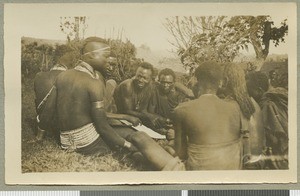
[4,3,297,184]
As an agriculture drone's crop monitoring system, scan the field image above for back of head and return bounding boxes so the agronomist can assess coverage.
[158,68,176,81]
[195,61,223,89]
[54,44,75,67]
[246,71,269,104]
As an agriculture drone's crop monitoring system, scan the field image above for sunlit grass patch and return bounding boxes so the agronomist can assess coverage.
[22,137,140,172]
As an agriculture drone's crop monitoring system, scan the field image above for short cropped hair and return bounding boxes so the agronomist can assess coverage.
[138,62,154,75]
[53,44,75,64]
[195,61,223,88]
[246,71,269,92]
[81,36,108,54]
[158,68,176,81]
[54,44,74,59]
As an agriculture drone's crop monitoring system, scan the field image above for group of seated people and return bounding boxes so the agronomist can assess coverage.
[33,36,288,170]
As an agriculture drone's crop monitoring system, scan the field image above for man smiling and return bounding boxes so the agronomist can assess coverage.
[113,62,156,126]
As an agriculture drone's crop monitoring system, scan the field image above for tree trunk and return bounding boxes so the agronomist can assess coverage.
[74,17,80,41]
[250,21,272,71]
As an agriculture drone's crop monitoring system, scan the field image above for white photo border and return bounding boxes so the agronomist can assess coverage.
[4,2,297,185]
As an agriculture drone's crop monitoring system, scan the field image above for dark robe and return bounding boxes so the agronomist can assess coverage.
[260,87,288,169]
[260,87,288,155]
[148,83,185,119]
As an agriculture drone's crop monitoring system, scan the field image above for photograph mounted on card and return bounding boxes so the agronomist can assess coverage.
[4,3,297,185]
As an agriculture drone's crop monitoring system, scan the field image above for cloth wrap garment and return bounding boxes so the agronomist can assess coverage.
[186,138,243,170]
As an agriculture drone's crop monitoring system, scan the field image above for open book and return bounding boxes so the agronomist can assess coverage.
[120,120,166,139]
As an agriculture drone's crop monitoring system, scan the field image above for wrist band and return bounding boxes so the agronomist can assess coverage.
[123,140,132,148]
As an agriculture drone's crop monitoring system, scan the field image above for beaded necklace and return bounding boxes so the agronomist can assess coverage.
[74,61,99,79]
[50,63,67,71]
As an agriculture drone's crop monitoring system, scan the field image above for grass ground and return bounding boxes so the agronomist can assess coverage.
[21,76,151,172]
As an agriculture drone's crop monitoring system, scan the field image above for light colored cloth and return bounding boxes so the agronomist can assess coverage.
[186,138,243,170]
[60,123,100,150]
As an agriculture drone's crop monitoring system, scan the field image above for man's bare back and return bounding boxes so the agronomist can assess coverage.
[56,69,104,131]
[34,70,63,109]
[173,61,243,170]
[175,95,241,145]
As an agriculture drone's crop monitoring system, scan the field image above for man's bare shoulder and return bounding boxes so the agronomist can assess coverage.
[34,71,49,81]
[34,72,56,89]
[174,100,195,115]
[55,69,69,81]
[118,78,132,88]
[116,78,133,94]
[90,77,105,90]
[49,70,64,78]
[57,70,104,88]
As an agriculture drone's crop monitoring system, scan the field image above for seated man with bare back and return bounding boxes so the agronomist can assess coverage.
[50,37,140,154]
[41,37,181,171]
[34,45,74,141]
[173,61,243,170]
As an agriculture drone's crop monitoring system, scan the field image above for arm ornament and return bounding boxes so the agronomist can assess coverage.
[92,101,104,109]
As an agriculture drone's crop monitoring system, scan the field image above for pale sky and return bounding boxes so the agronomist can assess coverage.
[8,3,291,55]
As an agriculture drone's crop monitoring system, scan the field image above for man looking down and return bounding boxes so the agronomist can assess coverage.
[51,37,136,154]
[40,37,181,171]
[147,68,188,153]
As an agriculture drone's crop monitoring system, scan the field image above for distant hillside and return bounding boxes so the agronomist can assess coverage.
[136,46,186,73]
[234,53,288,63]
[266,54,288,62]
[261,60,288,75]
[21,37,66,46]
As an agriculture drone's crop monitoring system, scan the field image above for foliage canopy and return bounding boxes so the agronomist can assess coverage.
[164,16,288,72]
